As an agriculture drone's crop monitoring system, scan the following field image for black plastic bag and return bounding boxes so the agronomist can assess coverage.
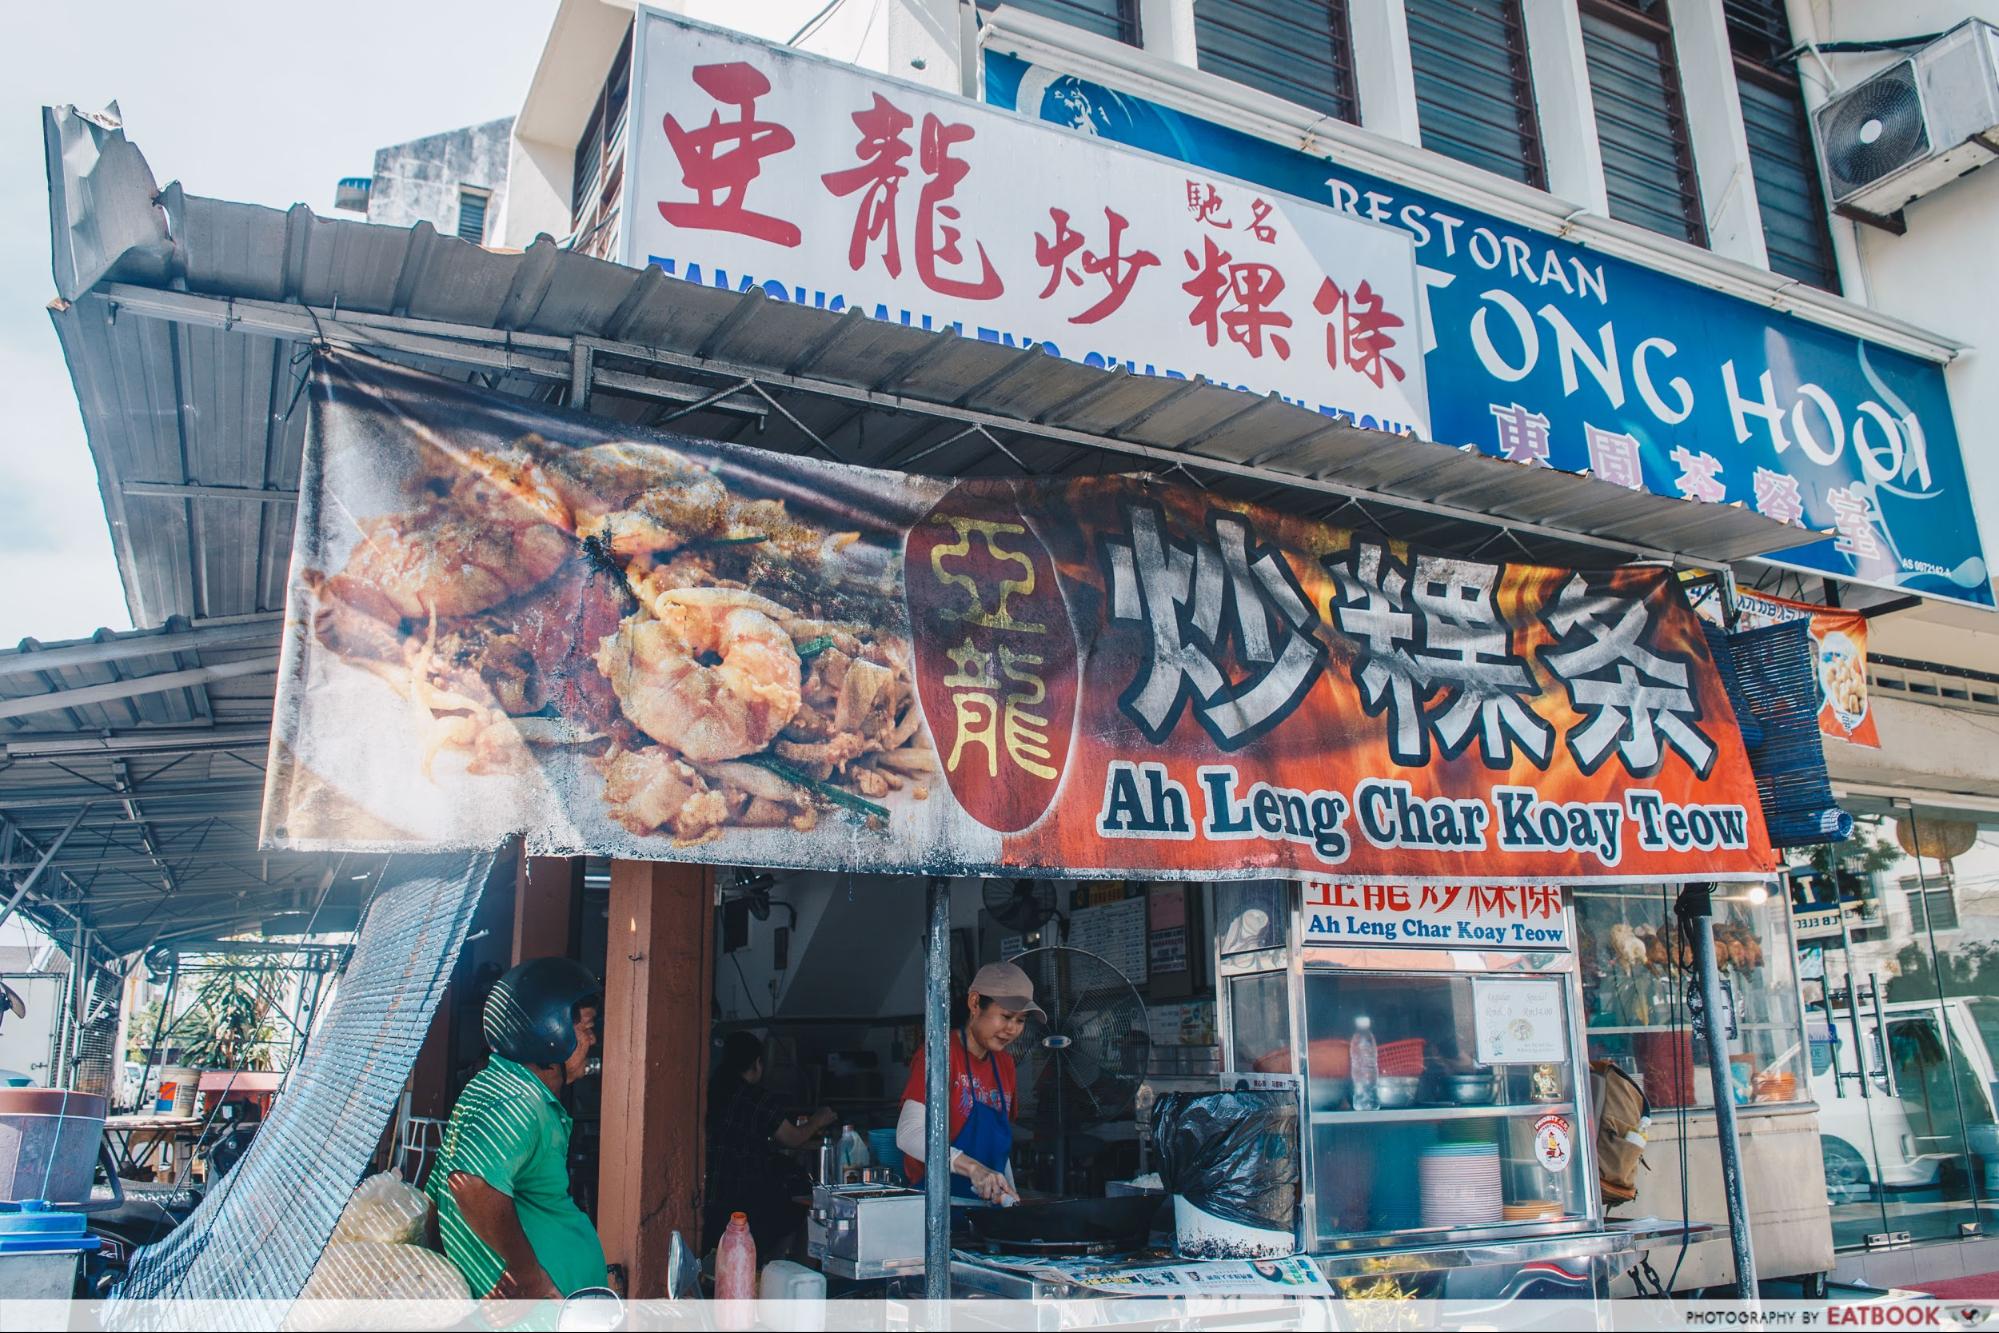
[1152,1089,1298,1231]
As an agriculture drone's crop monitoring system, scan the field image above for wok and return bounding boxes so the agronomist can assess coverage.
[960,1194,1164,1250]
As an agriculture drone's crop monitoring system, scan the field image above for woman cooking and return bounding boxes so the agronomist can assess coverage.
[895,961,1043,1205]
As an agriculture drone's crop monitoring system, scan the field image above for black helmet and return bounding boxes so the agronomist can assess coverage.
[483,958,602,1068]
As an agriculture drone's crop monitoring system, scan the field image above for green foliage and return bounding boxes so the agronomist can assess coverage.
[124,999,166,1063]
[167,964,284,1071]
[1789,820,1903,880]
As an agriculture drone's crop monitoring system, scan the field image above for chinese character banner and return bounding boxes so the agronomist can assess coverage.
[984,50,1991,609]
[622,12,1429,439]
[265,352,1774,884]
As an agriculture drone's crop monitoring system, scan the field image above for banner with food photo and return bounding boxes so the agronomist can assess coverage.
[263,352,1777,883]
[1694,588,1881,749]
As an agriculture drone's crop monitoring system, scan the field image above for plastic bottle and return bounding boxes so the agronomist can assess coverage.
[715,1211,757,1320]
[1349,1015,1379,1112]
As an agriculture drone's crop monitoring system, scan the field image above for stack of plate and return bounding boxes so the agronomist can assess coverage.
[1418,1142,1502,1228]
[1502,1200,1563,1223]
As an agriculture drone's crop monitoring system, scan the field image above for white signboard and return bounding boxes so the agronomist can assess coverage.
[1472,978,1569,1064]
[626,9,1429,436]
[1792,904,1844,941]
[1300,881,1571,951]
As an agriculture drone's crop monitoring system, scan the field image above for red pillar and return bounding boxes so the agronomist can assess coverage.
[513,852,582,965]
[598,860,714,1297]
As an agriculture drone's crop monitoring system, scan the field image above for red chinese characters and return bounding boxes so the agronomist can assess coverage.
[659,62,801,247]
[1183,236,1292,360]
[1246,197,1277,244]
[1186,180,1231,228]
[905,488,1078,834]
[821,94,914,276]
[1313,277,1407,389]
[916,115,1002,299]
[1033,207,1160,324]
[820,98,1003,299]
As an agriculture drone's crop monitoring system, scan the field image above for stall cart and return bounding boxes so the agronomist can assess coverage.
[1208,877,1718,1298]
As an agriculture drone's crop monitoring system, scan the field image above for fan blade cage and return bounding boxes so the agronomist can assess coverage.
[1818,60,1929,197]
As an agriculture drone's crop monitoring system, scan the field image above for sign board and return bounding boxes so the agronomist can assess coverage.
[985,49,1991,609]
[1061,1255,1331,1296]
[266,352,1776,883]
[1301,882,1571,951]
[1690,588,1881,748]
[625,9,1428,437]
[1067,898,1149,985]
[1472,978,1570,1063]
[1792,903,1846,941]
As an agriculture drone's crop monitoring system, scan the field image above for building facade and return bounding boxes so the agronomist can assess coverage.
[339,115,515,244]
[484,0,1999,1286]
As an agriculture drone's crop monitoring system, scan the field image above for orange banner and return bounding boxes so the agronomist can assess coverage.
[266,353,1776,883]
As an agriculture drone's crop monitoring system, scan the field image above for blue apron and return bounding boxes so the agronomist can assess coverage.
[949,1030,1012,1203]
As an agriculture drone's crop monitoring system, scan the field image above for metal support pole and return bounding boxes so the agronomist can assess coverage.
[922,875,953,1301]
[130,959,177,1145]
[1678,883,1758,1303]
[0,803,91,935]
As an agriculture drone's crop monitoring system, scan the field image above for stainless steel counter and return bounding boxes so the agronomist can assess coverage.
[941,1220,1720,1302]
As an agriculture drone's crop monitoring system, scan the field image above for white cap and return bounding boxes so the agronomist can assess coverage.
[1354,1016,1372,1030]
[971,961,1047,1020]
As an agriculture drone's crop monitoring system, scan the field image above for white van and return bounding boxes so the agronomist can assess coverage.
[1808,995,1999,1199]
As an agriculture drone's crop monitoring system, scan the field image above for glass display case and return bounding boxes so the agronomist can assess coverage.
[1573,885,1807,1111]
[1217,880,1597,1253]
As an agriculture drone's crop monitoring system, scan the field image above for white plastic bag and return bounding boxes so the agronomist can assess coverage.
[289,1240,471,1331]
[328,1170,429,1246]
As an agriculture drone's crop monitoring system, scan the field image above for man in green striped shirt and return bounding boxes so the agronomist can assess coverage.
[428,958,608,1299]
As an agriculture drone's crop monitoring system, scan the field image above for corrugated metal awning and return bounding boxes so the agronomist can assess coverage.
[46,104,1816,636]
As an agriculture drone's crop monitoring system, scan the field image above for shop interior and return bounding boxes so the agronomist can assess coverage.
[401,859,1831,1289]
[414,864,1219,1255]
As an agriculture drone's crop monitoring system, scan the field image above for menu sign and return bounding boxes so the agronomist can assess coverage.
[1472,978,1570,1064]
[1299,881,1570,951]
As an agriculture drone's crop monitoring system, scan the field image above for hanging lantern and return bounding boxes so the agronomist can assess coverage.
[1895,817,1978,868]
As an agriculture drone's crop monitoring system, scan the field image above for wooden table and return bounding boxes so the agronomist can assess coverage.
[103,1113,205,1181]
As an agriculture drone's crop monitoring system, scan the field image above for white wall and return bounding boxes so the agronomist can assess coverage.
[0,920,66,1085]
[1793,1,1999,629]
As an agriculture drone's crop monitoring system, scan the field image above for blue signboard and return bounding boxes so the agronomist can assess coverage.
[985,51,1991,607]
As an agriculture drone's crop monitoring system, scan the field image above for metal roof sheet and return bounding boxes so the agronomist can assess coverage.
[45,107,1817,641]
[0,617,368,962]
[28,107,1829,965]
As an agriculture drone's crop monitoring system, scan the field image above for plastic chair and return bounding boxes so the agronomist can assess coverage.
[395,1115,446,1189]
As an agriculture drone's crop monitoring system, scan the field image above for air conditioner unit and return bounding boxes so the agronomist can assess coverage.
[1812,19,1999,222]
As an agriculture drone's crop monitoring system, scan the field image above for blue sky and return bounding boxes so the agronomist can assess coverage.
[1,1,557,644]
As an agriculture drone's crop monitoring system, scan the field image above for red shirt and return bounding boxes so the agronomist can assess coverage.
[898,1036,1017,1185]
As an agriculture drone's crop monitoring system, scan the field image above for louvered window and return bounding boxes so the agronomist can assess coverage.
[1404,0,1545,187]
[456,189,489,244]
[1580,0,1705,245]
[977,0,1140,44]
[1725,0,1840,291]
[1194,1,1358,125]
[571,23,634,256]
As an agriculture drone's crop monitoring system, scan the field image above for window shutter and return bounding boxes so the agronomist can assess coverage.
[1194,0,1359,126]
[456,191,489,245]
[1724,0,1840,291]
[976,0,1140,45]
[1579,0,1705,246]
[1404,0,1546,187]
